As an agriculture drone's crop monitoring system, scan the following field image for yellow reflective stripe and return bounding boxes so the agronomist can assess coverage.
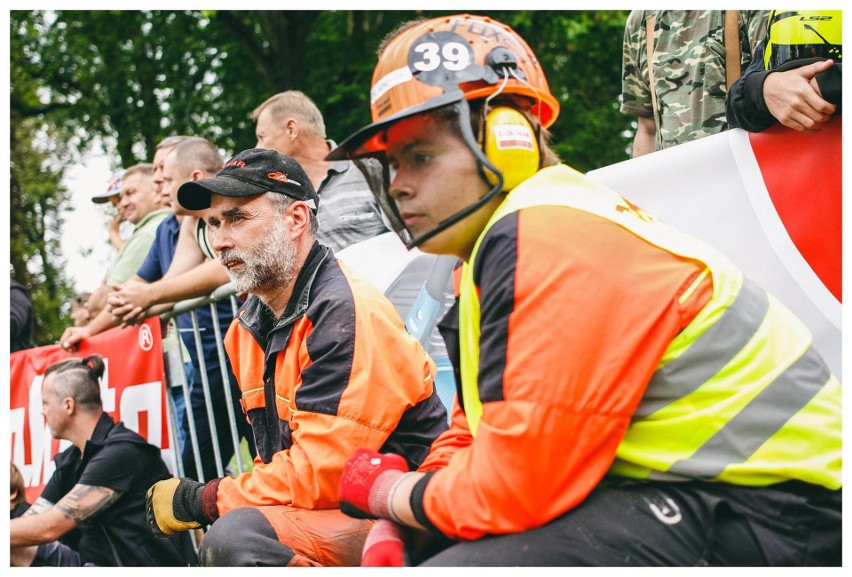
[242,386,264,398]
[663,345,832,480]
[727,375,841,489]
[616,290,839,486]
[459,262,484,436]
[636,276,765,418]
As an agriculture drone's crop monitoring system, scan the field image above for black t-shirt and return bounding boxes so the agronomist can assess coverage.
[42,413,196,566]
[11,500,31,519]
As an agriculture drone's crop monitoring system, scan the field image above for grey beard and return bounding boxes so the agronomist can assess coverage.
[220,218,297,296]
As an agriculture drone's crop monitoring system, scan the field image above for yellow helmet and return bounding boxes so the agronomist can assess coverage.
[330,14,559,159]
[764,10,842,69]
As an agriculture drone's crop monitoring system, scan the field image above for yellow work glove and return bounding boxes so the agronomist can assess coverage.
[145,477,220,539]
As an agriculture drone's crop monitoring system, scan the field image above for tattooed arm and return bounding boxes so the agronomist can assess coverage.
[10,484,123,546]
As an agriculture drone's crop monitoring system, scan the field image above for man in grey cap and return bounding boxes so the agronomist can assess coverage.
[62,163,170,345]
[145,148,448,567]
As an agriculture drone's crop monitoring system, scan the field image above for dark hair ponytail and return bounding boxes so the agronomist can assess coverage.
[45,354,105,380]
[82,355,106,381]
[43,354,105,412]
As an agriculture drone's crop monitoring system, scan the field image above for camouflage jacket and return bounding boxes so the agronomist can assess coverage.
[621,10,769,151]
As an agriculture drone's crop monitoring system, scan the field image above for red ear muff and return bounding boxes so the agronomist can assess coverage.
[482,107,540,191]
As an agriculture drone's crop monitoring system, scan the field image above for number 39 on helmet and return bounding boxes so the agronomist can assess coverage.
[330,14,560,160]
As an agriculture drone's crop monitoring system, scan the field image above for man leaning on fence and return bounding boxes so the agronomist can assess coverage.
[144,148,448,566]
[58,137,251,483]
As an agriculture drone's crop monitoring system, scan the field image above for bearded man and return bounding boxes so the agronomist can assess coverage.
[144,148,448,567]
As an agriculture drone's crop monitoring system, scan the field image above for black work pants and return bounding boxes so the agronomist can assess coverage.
[418,479,841,566]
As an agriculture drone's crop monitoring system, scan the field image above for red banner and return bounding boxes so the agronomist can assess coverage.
[10,318,170,504]
[748,119,842,302]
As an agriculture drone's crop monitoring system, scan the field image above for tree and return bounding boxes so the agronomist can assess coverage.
[9,121,76,346]
[14,10,632,164]
[10,12,76,345]
[9,10,633,340]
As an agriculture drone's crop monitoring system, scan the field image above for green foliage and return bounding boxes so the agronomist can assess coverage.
[9,121,75,345]
[12,9,633,163]
[9,10,634,340]
[9,11,76,345]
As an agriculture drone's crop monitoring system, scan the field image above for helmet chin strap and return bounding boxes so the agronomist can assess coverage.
[397,97,506,250]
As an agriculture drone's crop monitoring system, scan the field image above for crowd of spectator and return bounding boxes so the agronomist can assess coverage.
[9,10,841,568]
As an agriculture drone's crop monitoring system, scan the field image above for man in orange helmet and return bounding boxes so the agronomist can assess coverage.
[331,13,841,567]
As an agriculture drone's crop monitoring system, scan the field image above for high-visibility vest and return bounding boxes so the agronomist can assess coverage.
[459,164,841,489]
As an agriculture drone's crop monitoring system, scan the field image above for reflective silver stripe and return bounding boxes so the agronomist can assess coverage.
[635,278,768,418]
[663,346,831,479]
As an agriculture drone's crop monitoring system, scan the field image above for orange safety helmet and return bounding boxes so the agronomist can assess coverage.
[329,14,560,160]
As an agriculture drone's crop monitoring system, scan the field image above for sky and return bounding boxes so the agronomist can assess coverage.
[61,149,124,294]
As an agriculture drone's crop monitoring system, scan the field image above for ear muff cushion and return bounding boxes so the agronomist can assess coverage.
[483,107,540,191]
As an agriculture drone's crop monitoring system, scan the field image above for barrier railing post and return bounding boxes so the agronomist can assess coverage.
[187,309,225,480]
[208,302,245,474]
[161,284,243,484]
[161,335,189,478]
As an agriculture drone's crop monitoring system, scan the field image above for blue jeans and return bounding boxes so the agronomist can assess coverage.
[167,363,192,452]
[179,360,254,482]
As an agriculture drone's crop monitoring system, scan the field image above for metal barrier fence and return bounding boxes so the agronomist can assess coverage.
[160,283,249,480]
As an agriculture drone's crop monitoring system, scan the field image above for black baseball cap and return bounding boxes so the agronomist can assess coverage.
[177,148,319,211]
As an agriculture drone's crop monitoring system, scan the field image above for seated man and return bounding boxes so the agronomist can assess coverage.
[332,13,840,567]
[146,148,449,566]
[10,355,195,567]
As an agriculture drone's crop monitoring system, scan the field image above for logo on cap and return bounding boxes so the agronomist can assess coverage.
[268,171,301,186]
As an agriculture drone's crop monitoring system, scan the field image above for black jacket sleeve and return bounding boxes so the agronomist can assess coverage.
[10,282,35,352]
[726,40,779,132]
[815,63,842,114]
[727,40,843,132]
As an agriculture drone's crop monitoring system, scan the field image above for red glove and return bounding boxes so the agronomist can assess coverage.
[361,519,407,567]
[339,448,408,519]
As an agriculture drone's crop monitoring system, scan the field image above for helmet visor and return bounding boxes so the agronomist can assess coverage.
[351,100,505,251]
[328,91,466,161]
